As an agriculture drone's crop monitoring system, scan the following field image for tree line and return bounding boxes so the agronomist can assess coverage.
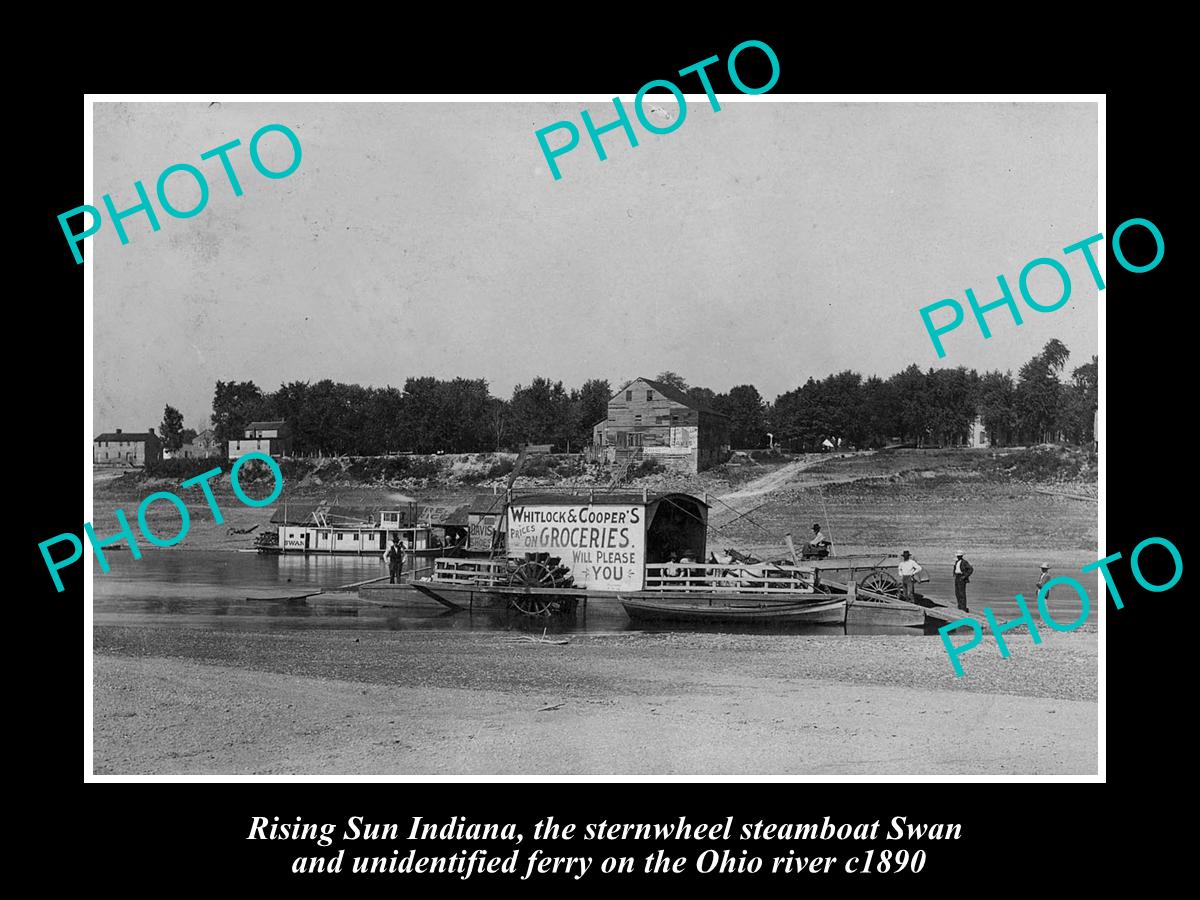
[160,339,1095,456]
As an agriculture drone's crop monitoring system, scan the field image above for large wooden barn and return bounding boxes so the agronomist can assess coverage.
[591,377,731,474]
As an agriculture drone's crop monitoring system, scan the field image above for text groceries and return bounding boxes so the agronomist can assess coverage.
[40,452,283,591]
[535,39,780,181]
[939,535,1182,676]
[919,217,1164,358]
[58,123,302,264]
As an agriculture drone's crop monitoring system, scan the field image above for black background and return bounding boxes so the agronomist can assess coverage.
[28,26,1181,893]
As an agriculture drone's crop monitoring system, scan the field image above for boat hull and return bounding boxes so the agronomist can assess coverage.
[845,597,925,628]
[618,594,846,624]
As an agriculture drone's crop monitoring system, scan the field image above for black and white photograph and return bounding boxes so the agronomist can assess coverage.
[85,96,1101,777]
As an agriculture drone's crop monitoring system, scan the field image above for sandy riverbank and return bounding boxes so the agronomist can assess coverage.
[93,625,1097,776]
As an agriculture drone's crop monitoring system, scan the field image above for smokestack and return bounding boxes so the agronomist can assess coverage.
[148,427,155,435]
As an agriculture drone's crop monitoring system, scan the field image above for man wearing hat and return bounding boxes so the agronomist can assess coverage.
[385,534,408,584]
[953,550,974,612]
[807,523,832,559]
[898,550,922,601]
[1035,563,1051,596]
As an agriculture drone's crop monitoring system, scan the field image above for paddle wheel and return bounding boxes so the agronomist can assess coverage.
[505,552,578,617]
[858,569,901,598]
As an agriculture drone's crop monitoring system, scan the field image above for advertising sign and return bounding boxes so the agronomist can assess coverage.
[506,504,645,590]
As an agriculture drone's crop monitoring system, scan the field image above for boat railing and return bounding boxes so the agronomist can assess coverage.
[432,557,510,586]
[644,563,818,594]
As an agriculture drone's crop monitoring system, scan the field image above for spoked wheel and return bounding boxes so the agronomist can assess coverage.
[860,569,901,598]
[511,594,557,617]
[506,554,576,617]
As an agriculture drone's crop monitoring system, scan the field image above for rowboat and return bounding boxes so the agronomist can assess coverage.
[618,593,846,625]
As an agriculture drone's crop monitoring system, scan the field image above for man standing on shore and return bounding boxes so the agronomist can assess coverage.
[1035,563,1051,596]
[386,535,408,584]
[898,550,921,601]
[953,551,974,612]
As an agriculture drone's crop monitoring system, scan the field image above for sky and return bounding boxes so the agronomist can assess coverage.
[92,101,1098,433]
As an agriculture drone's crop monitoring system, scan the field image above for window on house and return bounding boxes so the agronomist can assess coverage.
[625,390,632,401]
[635,415,642,423]
[647,390,653,401]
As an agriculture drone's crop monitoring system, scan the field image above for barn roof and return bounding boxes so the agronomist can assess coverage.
[615,378,729,417]
[246,420,288,431]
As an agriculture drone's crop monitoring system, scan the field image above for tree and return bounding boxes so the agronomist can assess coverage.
[180,428,198,445]
[722,384,766,448]
[888,364,929,445]
[1061,355,1098,445]
[976,370,1017,447]
[574,378,611,448]
[1016,339,1070,444]
[487,396,510,451]
[159,405,186,451]
[212,381,269,444]
[860,376,899,448]
[655,371,689,392]
[509,377,572,449]
[686,386,719,409]
[924,367,976,446]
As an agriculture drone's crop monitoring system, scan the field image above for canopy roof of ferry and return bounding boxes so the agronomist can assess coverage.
[504,491,709,508]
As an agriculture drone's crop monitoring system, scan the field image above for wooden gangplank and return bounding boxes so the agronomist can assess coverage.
[821,578,989,630]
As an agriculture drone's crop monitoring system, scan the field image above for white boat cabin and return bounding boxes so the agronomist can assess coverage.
[270,501,432,555]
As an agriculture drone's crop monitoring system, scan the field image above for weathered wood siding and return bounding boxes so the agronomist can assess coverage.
[597,379,732,473]
[605,379,696,448]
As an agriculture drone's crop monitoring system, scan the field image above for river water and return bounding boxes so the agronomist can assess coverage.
[92,550,1099,636]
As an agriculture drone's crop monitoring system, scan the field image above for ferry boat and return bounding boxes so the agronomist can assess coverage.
[406,489,873,623]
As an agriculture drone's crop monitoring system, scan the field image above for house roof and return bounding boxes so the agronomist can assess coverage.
[615,378,729,417]
[93,432,157,443]
[246,420,288,431]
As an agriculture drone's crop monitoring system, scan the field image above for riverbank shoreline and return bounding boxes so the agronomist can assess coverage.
[93,625,1098,776]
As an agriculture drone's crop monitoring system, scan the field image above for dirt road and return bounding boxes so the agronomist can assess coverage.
[715,454,862,505]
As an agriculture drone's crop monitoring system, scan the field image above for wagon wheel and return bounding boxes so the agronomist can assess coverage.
[508,560,573,617]
[860,569,901,598]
